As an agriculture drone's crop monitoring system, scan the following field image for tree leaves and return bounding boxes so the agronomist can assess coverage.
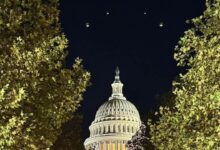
[0,0,90,149]
[149,0,220,149]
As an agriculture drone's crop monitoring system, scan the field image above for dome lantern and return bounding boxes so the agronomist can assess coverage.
[114,67,121,83]
[109,67,126,101]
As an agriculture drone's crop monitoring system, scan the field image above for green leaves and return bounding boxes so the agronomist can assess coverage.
[0,0,90,149]
[149,0,220,149]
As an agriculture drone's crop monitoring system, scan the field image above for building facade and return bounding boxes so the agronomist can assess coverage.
[84,68,141,150]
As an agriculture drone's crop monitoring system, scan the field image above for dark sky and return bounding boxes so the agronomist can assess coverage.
[60,0,205,139]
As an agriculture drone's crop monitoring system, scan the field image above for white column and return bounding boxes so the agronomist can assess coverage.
[106,125,109,133]
[110,125,113,133]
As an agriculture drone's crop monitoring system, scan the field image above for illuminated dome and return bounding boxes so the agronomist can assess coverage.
[94,98,140,124]
[84,67,141,150]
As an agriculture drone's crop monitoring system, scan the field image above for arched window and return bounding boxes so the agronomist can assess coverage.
[103,126,106,134]
[123,125,126,132]
[118,125,121,132]
[108,125,111,133]
[99,126,101,134]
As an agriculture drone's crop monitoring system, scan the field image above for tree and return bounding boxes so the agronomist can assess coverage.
[146,91,176,124]
[52,114,85,150]
[126,122,148,150]
[88,143,98,150]
[0,0,90,149]
[143,91,176,149]
[149,0,220,149]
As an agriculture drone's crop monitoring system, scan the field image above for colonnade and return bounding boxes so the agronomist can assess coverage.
[90,124,139,136]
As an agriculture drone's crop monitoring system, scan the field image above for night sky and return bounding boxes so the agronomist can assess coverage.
[59,1,205,138]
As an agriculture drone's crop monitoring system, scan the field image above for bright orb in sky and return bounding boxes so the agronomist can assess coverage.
[159,22,164,27]
[85,22,90,28]
[106,11,110,15]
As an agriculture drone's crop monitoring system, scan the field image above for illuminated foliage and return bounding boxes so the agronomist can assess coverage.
[149,0,220,149]
[0,0,90,149]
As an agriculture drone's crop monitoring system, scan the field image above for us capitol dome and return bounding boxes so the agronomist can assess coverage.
[84,67,141,150]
